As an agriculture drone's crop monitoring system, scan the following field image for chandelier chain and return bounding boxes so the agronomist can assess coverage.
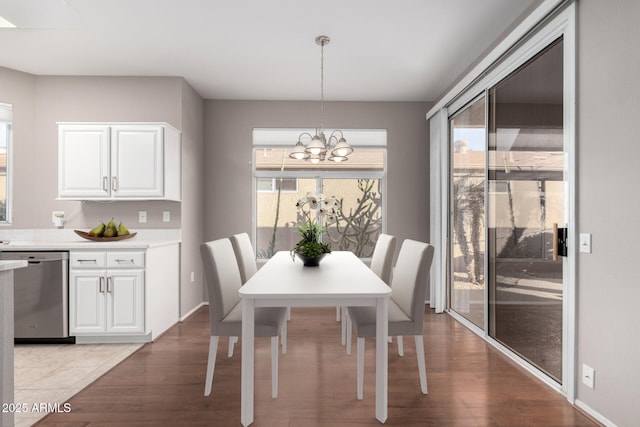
[320,38,325,133]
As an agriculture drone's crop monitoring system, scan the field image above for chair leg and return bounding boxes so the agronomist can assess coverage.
[204,336,219,396]
[346,314,352,355]
[341,306,346,345]
[336,305,341,321]
[281,318,287,354]
[271,336,279,399]
[287,306,291,321]
[357,337,365,400]
[397,336,404,357]
[414,335,428,394]
[228,336,236,357]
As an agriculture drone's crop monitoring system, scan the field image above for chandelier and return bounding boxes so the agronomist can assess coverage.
[289,35,353,164]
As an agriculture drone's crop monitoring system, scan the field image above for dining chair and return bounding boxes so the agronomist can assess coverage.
[229,233,255,356]
[201,238,287,398]
[346,239,434,400]
[343,234,397,352]
[230,232,258,285]
[230,232,290,356]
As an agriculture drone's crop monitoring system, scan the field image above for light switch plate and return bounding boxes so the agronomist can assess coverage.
[139,211,147,223]
[579,233,592,253]
[163,211,171,222]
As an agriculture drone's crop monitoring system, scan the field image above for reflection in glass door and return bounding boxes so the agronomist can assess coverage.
[449,98,486,328]
[487,38,564,382]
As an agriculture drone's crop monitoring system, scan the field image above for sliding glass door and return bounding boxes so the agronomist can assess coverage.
[449,97,486,328]
[448,37,566,383]
[487,38,565,382]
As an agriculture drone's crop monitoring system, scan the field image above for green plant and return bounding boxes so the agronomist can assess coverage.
[293,240,331,258]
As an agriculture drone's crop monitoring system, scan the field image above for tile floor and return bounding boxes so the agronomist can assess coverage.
[13,343,142,426]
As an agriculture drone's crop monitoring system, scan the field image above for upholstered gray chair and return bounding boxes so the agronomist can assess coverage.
[230,232,288,356]
[201,238,287,398]
[230,233,258,285]
[346,239,434,399]
[344,234,397,352]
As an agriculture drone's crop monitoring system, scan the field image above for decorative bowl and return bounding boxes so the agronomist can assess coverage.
[295,252,328,267]
[74,230,137,242]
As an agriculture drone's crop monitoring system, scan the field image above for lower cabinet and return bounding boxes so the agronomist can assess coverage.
[69,251,145,336]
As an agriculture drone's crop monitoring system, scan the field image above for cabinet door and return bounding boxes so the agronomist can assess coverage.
[106,270,145,333]
[111,125,163,198]
[58,125,111,198]
[69,270,107,334]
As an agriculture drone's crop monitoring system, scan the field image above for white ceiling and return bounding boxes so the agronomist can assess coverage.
[0,0,538,102]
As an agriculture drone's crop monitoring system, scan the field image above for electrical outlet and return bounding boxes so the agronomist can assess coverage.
[52,211,65,227]
[163,211,171,222]
[582,364,595,389]
[138,211,147,223]
[52,211,65,222]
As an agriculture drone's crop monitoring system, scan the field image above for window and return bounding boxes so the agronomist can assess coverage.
[257,178,298,193]
[0,103,12,224]
[253,130,386,259]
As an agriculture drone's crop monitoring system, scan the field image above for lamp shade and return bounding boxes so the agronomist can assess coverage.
[289,141,310,160]
[331,138,353,157]
[305,135,326,155]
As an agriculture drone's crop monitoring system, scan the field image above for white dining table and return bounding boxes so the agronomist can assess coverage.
[239,250,391,426]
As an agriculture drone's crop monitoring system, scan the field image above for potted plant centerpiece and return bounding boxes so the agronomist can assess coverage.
[292,193,340,266]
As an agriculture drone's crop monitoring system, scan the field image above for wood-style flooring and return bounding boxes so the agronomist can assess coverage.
[36,306,599,426]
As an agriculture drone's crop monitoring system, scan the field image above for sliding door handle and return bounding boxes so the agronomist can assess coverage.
[553,223,567,261]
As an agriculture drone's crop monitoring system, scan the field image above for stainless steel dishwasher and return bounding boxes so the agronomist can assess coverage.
[0,251,73,343]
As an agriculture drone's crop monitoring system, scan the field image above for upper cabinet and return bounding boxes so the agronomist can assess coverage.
[58,123,181,201]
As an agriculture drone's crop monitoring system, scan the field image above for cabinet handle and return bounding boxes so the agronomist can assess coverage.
[99,277,104,293]
[78,259,97,263]
[107,277,112,293]
[114,259,135,264]
[103,176,108,192]
[112,176,118,192]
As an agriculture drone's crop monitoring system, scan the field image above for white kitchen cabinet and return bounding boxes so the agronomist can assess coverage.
[58,123,181,201]
[58,125,111,198]
[69,251,145,336]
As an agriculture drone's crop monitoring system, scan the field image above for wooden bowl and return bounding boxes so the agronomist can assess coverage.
[74,230,137,242]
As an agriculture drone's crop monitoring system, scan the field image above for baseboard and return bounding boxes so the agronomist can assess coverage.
[75,334,151,344]
[180,301,206,321]
[575,399,617,427]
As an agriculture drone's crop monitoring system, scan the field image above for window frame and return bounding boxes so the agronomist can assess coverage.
[252,145,387,261]
[256,177,299,193]
[0,102,13,225]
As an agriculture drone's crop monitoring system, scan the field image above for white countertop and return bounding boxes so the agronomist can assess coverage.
[0,229,181,251]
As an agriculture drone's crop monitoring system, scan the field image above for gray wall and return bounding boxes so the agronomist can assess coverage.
[0,67,36,226]
[577,1,640,425]
[179,79,206,315]
[203,100,432,257]
[0,70,205,318]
